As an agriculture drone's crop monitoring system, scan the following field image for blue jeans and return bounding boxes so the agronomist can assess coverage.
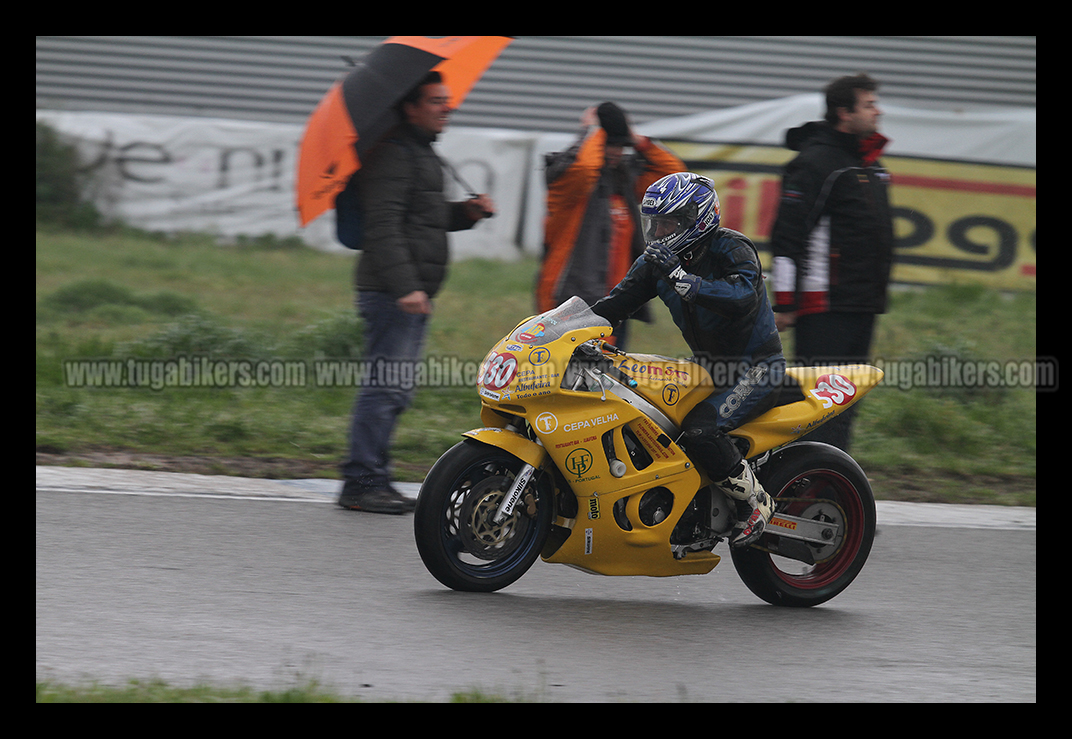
[341,291,428,484]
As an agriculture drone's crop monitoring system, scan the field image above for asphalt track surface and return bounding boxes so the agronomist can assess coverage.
[36,466,1035,702]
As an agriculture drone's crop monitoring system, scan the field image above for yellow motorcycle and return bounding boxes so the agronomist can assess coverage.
[414,297,883,607]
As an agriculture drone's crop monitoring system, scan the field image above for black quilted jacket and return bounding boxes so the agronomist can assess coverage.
[353,122,477,299]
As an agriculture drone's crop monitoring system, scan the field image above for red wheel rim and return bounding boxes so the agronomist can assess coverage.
[768,469,865,590]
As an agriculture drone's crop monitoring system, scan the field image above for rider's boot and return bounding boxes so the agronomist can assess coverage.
[716,462,774,547]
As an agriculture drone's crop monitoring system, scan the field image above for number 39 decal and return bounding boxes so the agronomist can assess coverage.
[809,373,858,408]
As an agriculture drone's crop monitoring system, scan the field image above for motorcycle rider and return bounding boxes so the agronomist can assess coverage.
[592,172,783,546]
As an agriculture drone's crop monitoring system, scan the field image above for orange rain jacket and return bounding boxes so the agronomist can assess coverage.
[536,128,685,313]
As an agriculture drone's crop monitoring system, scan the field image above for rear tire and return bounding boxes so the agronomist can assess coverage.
[414,439,554,592]
[731,442,875,607]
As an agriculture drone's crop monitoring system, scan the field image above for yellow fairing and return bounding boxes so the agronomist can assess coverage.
[474,322,721,576]
[533,386,721,576]
[603,352,714,427]
[544,463,721,577]
[462,426,549,470]
[729,364,885,458]
[471,303,882,578]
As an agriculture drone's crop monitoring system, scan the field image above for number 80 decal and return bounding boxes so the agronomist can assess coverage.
[479,352,519,391]
[809,373,858,408]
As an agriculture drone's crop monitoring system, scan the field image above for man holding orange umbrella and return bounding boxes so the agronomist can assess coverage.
[338,71,494,514]
[296,37,508,514]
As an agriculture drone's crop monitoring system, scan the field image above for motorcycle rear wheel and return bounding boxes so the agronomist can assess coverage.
[414,438,554,592]
[731,442,876,607]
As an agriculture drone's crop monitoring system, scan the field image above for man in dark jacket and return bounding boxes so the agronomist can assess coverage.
[593,172,783,547]
[339,71,493,514]
[769,73,894,452]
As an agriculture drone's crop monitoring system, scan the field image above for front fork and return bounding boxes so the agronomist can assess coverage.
[493,463,536,523]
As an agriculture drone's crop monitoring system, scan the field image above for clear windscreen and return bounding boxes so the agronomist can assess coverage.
[510,296,611,346]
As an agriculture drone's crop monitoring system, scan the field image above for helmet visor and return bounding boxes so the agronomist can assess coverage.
[642,201,698,246]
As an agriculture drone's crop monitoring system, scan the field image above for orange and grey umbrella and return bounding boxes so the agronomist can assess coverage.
[296,36,513,227]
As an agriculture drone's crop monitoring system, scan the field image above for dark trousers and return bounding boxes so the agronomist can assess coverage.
[681,356,786,480]
[794,311,876,452]
[341,291,428,484]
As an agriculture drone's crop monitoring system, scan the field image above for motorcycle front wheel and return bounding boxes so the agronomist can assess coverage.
[731,442,876,607]
[414,438,554,592]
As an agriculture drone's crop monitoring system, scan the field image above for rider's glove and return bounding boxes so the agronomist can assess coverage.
[644,244,700,302]
[667,267,701,302]
[643,243,680,274]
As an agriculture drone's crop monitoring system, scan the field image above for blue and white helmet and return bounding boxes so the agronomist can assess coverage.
[640,173,721,257]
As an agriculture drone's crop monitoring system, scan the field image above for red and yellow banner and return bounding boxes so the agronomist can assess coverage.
[667,141,1036,291]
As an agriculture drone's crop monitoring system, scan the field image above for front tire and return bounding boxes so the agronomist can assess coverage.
[731,442,876,607]
[414,439,554,592]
